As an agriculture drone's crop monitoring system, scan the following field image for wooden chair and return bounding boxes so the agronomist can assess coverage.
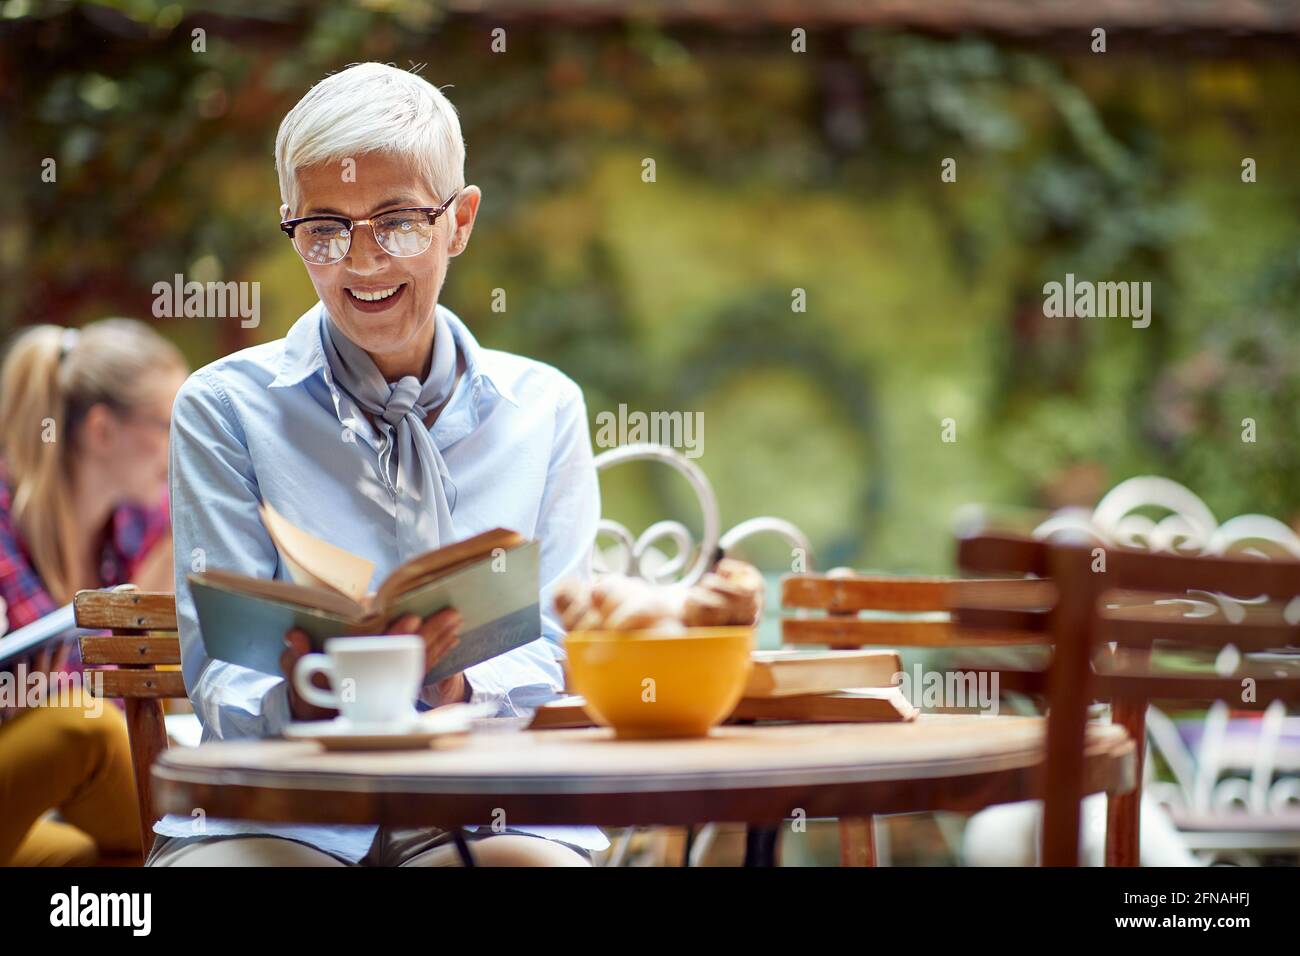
[73,589,184,862]
[780,572,1054,864]
[955,530,1300,865]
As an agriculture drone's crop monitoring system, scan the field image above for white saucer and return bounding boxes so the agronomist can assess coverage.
[284,702,494,751]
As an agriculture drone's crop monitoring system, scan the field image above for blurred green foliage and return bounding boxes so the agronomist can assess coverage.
[3,1,1299,573]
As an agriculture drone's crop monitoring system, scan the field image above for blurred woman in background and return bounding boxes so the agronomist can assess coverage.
[0,319,188,865]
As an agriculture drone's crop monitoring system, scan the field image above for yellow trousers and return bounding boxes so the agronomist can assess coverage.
[0,696,142,865]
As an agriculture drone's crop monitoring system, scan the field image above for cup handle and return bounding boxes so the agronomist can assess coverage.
[293,653,339,711]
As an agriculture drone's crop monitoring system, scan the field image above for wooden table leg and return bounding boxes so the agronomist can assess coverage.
[1106,696,1146,867]
[839,817,877,866]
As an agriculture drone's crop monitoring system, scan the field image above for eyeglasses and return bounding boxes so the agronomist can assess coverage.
[279,191,460,265]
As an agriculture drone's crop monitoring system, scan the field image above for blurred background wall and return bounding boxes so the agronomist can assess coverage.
[2,0,1299,575]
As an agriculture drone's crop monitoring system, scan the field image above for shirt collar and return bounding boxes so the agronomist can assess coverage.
[267,301,328,390]
[442,307,519,408]
[268,301,519,409]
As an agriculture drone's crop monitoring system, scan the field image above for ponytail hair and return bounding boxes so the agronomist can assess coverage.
[0,320,188,603]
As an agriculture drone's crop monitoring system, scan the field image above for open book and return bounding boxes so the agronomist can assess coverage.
[0,603,85,668]
[189,502,541,683]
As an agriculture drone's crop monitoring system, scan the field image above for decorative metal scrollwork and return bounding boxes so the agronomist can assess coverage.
[592,442,812,586]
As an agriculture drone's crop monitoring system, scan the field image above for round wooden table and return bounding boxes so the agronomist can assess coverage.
[154,714,1134,864]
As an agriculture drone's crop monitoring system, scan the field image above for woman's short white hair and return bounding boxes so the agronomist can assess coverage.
[275,62,465,214]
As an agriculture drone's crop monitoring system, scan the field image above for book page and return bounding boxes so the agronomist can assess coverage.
[259,501,375,603]
[745,649,902,697]
[192,569,366,620]
[374,528,526,608]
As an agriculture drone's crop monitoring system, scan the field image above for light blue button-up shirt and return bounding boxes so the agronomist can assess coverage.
[155,302,607,858]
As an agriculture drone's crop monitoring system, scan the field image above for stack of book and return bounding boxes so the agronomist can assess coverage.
[532,648,918,729]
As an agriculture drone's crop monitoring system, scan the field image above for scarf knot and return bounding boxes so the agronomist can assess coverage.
[384,377,424,426]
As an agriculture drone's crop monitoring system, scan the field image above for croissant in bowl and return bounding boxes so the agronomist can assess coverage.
[553,558,764,633]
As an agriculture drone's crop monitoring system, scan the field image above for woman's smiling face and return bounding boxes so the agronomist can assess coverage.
[286,151,475,380]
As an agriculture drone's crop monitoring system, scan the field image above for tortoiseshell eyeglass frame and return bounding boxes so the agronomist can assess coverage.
[279,189,461,263]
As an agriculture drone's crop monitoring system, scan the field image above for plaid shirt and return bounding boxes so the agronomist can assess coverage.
[0,462,170,632]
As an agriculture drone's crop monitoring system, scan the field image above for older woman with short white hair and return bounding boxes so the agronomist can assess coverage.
[150,63,604,866]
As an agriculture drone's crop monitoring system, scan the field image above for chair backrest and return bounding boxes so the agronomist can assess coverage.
[781,573,1052,646]
[74,589,183,861]
[955,530,1300,865]
[780,572,1057,700]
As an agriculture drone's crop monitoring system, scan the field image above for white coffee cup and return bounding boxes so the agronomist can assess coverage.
[293,635,424,725]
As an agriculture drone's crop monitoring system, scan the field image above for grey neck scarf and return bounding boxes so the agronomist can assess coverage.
[321,307,459,559]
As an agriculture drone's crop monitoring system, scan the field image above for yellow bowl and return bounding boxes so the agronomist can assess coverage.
[564,627,754,738]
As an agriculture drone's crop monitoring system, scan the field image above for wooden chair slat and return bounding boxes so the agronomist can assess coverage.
[959,535,1300,599]
[951,578,1056,609]
[781,575,951,611]
[950,605,1051,635]
[1106,547,1300,600]
[782,617,1045,647]
[88,668,187,699]
[79,636,182,665]
[781,575,1052,612]
[955,533,1048,577]
[73,589,179,631]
